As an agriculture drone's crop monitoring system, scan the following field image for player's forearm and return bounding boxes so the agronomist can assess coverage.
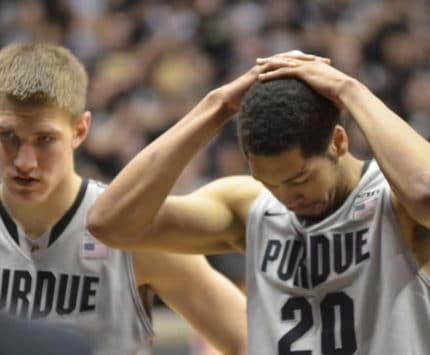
[340,79,430,222]
[87,91,232,247]
[152,255,248,355]
[188,285,247,355]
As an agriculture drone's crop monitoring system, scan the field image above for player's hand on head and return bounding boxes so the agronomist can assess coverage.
[256,56,354,108]
[212,64,267,115]
[263,50,331,64]
[210,50,331,117]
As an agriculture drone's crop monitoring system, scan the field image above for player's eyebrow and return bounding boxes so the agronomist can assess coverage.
[34,129,61,135]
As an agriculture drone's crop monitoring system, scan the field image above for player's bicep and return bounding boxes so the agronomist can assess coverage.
[143,191,241,254]
[142,176,260,254]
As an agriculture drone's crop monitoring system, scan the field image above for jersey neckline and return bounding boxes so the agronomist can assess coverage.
[0,179,89,248]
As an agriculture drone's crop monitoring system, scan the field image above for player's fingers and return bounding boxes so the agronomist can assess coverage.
[316,56,330,64]
[286,51,330,63]
[257,52,330,64]
[257,57,301,72]
[277,50,315,60]
[258,67,298,81]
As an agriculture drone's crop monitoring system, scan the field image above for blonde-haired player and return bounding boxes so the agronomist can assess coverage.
[0,42,246,355]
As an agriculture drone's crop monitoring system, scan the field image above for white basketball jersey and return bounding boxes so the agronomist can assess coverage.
[0,179,154,355]
[246,160,430,355]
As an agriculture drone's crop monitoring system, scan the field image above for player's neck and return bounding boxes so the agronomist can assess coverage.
[336,154,366,203]
[1,173,83,240]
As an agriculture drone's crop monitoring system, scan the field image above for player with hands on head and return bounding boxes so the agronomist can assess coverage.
[89,48,430,354]
[87,50,329,253]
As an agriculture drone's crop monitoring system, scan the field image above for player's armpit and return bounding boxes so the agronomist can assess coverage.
[391,184,430,231]
[391,192,430,273]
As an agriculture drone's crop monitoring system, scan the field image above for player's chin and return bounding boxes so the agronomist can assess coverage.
[7,183,48,204]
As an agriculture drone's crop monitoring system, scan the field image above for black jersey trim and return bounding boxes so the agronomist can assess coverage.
[48,179,89,246]
[0,201,19,245]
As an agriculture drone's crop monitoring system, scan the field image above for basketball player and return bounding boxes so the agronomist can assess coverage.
[0,42,247,355]
[89,51,430,354]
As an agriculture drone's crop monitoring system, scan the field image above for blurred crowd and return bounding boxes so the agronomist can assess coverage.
[1,0,429,184]
[1,0,430,307]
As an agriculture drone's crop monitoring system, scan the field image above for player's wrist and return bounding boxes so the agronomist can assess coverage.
[205,87,239,120]
[338,77,367,107]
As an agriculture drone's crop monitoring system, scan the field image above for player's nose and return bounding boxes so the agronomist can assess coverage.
[14,143,38,172]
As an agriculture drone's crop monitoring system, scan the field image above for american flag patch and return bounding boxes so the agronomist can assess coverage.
[353,198,377,219]
[81,240,108,259]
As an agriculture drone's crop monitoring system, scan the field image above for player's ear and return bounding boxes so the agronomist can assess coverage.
[330,125,348,157]
[72,111,91,149]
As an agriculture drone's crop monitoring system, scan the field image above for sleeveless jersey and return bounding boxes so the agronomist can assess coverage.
[246,160,430,355]
[0,179,154,355]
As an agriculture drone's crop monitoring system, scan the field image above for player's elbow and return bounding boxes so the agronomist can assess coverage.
[87,208,121,248]
[87,207,155,250]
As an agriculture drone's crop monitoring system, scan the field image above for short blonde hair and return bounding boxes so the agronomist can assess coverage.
[0,42,88,118]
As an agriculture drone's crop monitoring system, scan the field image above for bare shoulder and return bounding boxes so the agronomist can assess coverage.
[190,175,263,218]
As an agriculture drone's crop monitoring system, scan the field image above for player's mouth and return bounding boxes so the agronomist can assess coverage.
[12,176,40,187]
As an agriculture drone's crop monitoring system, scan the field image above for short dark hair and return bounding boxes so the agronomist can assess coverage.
[237,77,341,157]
